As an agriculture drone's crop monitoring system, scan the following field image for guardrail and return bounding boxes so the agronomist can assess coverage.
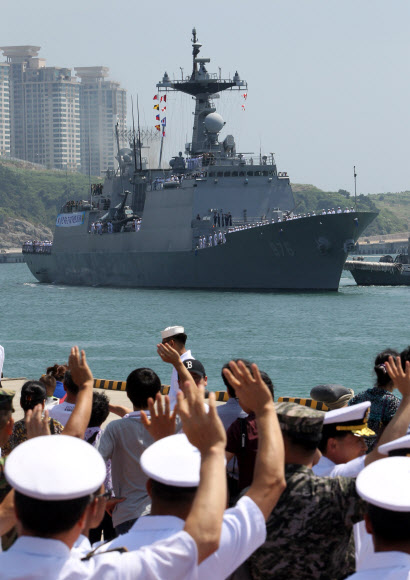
[278,396,329,411]
[93,379,229,401]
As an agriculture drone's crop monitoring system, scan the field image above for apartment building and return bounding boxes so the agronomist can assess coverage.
[0,63,10,157]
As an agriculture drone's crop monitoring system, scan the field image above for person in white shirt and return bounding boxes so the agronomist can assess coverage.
[159,326,194,408]
[49,371,79,427]
[345,456,410,579]
[0,345,4,386]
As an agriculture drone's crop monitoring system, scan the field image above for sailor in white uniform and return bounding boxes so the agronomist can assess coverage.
[93,433,268,579]
[313,402,374,478]
[345,456,410,579]
[0,435,201,579]
[160,326,194,409]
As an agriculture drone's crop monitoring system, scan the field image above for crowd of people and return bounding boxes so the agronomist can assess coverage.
[22,240,53,254]
[1,327,410,579]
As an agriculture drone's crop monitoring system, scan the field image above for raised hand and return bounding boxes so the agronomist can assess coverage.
[141,393,176,441]
[25,404,51,439]
[223,360,273,415]
[385,356,410,397]
[157,343,181,366]
[68,346,93,390]
[177,382,226,454]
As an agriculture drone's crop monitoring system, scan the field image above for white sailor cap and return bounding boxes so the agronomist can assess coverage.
[5,435,106,500]
[141,433,200,487]
[356,457,410,511]
[379,435,410,457]
[161,326,185,340]
[323,401,375,437]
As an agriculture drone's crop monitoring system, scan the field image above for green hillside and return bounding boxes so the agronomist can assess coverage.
[0,158,408,236]
[0,159,101,229]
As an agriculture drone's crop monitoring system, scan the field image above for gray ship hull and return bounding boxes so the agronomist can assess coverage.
[25,212,377,291]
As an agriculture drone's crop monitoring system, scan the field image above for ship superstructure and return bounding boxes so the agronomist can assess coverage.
[23,30,377,290]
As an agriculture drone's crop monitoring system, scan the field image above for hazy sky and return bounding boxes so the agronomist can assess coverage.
[2,0,410,194]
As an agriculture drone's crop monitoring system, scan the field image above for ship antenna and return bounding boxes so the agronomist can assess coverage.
[131,96,138,174]
[354,165,357,211]
[191,27,200,79]
[137,95,143,171]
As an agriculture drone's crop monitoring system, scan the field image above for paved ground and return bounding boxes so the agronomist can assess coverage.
[2,378,225,426]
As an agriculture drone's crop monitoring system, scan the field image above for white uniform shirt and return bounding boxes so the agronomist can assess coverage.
[312,454,366,478]
[49,402,76,427]
[97,496,266,580]
[345,550,410,579]
[169,350,193,409]
[0,533,198,580]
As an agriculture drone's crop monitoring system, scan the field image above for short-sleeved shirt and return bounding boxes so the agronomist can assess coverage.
[49,402,75,427]
[97,412,154,527]
[345,550,410,579]
[249,464,366,580]
[0,532,199,579]
[217,398,247,431]
[313,454,366,478]
[226,413,258,491]
[97,496,266,580]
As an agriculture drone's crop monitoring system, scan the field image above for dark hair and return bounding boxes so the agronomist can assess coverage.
[171,333,187,347]
[374,349,399,388]
[318,426,350,453]
[150,479,197,506]
[14,490,91,536]
[64,370,80,395]
[400,346,410,372]
[126,368,161,409]
[221,359,274,400]
[367,503,410,543]
[88,392,110,428]
[39,374,56,397]
[46,364,67,381]
[20,381,47,411]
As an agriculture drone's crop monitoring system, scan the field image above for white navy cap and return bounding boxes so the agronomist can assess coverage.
[141,433,201,487]
[379,435,410,457]
[5,435,106,500]
[323,401,375,437]
[161,326,185,340]
[356,457,410,512]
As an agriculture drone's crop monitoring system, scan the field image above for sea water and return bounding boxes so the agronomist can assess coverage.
[1,262,409,400]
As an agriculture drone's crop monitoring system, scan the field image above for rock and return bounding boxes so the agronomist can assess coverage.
[0,218,52,250]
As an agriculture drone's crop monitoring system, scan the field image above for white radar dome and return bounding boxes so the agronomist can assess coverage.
[204,113,224,133]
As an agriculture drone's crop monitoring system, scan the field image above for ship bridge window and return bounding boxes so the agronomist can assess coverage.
[232,171,238,177]
[217,171,223,177]
[247,171,254,176]
[262,171,269,176]
[254,171,262,176]
[239,171,246,177]
[269,171,275,176]
[224,171,231,177]
[209,171,215,177]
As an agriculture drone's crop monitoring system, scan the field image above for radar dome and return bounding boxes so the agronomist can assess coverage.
[204,113,224,133]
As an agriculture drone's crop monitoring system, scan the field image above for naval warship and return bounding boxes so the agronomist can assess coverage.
[345,239,410,286]
[24,29,377,290]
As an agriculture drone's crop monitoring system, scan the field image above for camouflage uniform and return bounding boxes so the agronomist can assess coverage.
[248,403,366,580]
[0,388,15,503]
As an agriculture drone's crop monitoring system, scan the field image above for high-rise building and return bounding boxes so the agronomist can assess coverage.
[0,62,10,157]
[75,66,127,176]
[0,46,81,170]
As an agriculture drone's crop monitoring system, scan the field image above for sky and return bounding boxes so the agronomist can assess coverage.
[1,0,410,194]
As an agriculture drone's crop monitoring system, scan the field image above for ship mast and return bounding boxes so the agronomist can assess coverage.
[156,28,247,157]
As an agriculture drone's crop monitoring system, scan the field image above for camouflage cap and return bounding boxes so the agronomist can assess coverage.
[0,388,15,411]
[275,401,325,437]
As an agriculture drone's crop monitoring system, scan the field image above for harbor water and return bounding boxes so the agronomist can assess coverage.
[1,262,409,400]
